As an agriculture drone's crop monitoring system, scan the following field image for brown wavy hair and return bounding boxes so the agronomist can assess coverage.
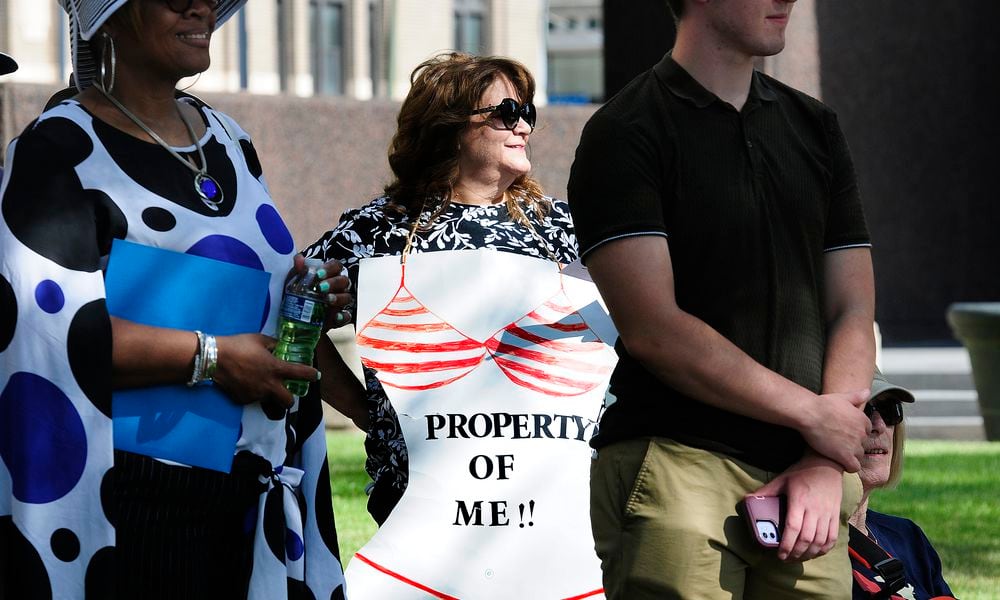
[384,52,548,228]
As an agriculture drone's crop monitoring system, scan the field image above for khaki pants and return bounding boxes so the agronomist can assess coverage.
[590,438,862,600]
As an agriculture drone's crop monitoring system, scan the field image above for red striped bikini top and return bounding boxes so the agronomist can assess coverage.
[358,265,613,396]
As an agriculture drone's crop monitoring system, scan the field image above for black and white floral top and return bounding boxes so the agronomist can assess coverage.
[304,195,578,520]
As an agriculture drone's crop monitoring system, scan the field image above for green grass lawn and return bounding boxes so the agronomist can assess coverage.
[327,430,377,562]
[327,432,1000,598]
[866,440,1000,600]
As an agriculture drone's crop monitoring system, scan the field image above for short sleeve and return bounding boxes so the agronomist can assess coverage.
[539,198,579,263]
[1,116,117,273]
[301,198,404,304]
[567,111,670,262]
[822,111,871,252]
[303,210,368,301]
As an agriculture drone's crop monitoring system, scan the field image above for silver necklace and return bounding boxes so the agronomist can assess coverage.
[97,86,224,210]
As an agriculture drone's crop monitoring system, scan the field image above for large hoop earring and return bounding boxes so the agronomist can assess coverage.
[97,32,117,93]
[179,71,203,92]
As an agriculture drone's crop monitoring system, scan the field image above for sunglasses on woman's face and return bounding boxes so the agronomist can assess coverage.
[162,0,220,13]
[864,397,904,427]
[468,98,537,132]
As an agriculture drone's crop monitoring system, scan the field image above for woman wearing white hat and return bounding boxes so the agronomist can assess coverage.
[0,1,348,597]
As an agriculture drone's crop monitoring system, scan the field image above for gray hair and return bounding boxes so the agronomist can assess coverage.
[885,419,906,489]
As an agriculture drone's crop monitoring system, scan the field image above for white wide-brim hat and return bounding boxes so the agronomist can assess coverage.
[0,51,17,75]
[59,0,247,91]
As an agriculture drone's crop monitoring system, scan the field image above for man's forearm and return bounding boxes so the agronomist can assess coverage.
[585,236,871,471]
[622,304,818,431]
[586,237,864,429]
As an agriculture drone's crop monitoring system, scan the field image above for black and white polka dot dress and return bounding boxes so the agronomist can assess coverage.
[0,99,346,598]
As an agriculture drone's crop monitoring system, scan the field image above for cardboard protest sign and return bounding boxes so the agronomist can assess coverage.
[345,249,617,599]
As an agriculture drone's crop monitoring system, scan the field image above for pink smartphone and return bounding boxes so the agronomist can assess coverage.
[742,495,784,548]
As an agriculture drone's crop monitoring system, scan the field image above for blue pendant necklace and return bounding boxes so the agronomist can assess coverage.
[97,86,224,211]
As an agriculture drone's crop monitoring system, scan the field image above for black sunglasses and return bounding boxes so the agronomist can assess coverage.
[468,98,536,131]
[163,0,220,13]
[864,398,903,427]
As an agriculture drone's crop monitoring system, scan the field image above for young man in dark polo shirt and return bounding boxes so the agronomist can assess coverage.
[568,0,876,597]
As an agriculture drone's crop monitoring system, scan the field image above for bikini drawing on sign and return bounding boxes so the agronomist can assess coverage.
[344,245,618,599]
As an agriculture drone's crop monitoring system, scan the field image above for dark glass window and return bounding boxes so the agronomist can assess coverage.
[310,0,345,95]
[454,0,487,55]
[277,0,292,92]
[237,7,248,90]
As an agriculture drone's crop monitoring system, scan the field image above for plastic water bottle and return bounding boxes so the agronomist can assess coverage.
[273,258,327,396]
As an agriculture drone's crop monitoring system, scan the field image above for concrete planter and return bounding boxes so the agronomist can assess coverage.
[947,303,1000,441]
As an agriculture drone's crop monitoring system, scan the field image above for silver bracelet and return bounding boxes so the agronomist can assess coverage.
[187,330,213,387]
[202,334,218,381]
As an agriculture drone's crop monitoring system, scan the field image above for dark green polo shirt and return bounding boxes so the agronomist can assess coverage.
[567,54,870,472]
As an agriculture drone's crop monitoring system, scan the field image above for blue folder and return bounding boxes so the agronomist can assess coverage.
[106,239,272,472]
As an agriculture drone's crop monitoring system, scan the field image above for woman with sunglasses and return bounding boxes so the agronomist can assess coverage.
[304,52,578,524]
[848,371,955,599]
[0,1,349,597]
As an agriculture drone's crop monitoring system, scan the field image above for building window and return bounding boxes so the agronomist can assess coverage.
[277,0,292,92]
[310,0,345,95]
[237,8,249,90]
[454,0,487,55]
[547,5,604,104]
[370,0,383,97]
